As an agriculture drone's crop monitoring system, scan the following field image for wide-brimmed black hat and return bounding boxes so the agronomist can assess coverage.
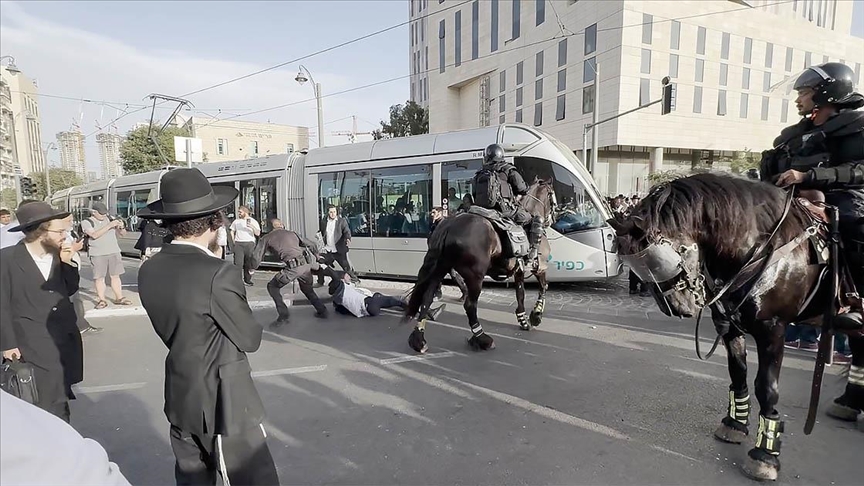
[137,168,238,219]
[8,202,70,232]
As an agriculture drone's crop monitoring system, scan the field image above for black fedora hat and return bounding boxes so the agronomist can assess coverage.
[137,168,238,219]
[9,202,70,232]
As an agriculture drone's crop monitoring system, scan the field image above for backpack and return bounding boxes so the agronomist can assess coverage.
[75,218,93,254]
[473,167,506,209]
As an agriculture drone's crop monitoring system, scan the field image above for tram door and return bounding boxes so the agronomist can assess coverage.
[316,170,375,275]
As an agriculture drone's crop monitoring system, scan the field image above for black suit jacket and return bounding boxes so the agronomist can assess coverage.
[0,243,83,408]
[319,217,351,254]
[138,243,266,437]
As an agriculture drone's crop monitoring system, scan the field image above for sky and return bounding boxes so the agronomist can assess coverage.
[0,0,862,176]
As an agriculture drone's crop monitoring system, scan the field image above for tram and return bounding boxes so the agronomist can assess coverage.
[51,124,621,282]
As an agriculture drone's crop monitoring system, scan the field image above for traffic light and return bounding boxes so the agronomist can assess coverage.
[19,176,36,198]
[661,77,677,115]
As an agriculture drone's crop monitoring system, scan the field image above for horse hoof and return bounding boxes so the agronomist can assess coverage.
[741,449,779,482]
[467,333,496,351]
[519,323,531,331]
[529,310,543,328]
[825,401,861,422]
[713,423,748,444]
[408,329,427,354]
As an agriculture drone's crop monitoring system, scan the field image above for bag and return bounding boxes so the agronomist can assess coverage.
[473,167,505,209]
[77,217,94,253]
[1,358,39,405]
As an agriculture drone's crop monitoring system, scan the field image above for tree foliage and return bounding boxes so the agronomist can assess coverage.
[120,124,191,175]
[0,188,17,209]
[729,148,761,174]
[372,101,429,140]
[34,168,82,199]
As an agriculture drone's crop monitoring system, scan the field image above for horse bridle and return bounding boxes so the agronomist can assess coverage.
[521,185,557,225]
[623,236,708,308]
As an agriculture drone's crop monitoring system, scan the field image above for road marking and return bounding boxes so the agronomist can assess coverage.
[73,382,147,394]
[252,364,328,377]
[670,368,727,383]
[379,351,456,365]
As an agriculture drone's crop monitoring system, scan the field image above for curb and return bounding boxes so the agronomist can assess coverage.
[85,300,279,319]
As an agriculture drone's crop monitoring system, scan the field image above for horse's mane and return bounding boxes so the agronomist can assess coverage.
[520,178,553,216]
[629,172,808,261]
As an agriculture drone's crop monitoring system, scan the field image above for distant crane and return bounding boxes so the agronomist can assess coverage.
[330,115,372,144]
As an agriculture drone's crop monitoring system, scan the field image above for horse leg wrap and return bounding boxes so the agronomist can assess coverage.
[726,390,751,426]
[516,312,530,330]
[849,365,864,388]
[470,322,484,336]
[533,299,545,314]
[416,318,427,332]
[754,415,784,455]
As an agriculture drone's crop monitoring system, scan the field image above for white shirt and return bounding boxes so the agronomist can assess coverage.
[171,240,219,259]
[339,283,374,318]
[25,244,54,281]
[324,218,337,253]
[0,390,131,486]
[230,217,260,243]
[0,222,24,250]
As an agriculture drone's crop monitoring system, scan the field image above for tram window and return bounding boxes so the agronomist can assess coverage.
[130,190,151,230]
[115,191,133,229]
[238,178,278,233]
[211,182,237,217]
[371,165,433,238]
[441,159,482,213]
[514,157,606,233]
[317,170,371,237]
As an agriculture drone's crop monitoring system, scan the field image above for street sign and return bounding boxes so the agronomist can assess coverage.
[174,137,204,164]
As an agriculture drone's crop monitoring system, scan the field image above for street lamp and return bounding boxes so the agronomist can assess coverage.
[43,142,56,198]
[295,65,324,149]
[0,56,20,74]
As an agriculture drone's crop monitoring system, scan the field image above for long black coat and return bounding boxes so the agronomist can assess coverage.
[0,243,84,410]
[138,243,266,437]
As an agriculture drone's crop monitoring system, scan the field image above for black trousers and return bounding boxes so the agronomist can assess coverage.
[268,264,325,318]
[45,400,71,423]
[334,292,404,317]
[317,251,357,283]
[233,242,256,283]
[72,292,90,332]
[170,424,279,486]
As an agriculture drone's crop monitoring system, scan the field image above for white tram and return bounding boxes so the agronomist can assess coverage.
[52,124,622,282]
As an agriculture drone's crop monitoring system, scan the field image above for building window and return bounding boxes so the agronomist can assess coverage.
[640,49,651,75]
[695,59,704,82]
[785,46,793,72]
[536,51,544,76]
[491,0,499,52]
[535,78,543,100]
[804,51,811,68]
[439,20,446,73]
[720,63,728,86]
[721,32,730,60]
[500,114,506,124]
[251,141,259,157]
[472,1,479,60]
[556,94,566,121]
[742,68,750,90]
[639,78,650,106]
[425,46,429,70]
[516,61,524,84]
[455,11,462,67]
[696,27,706,55]
[286,143,294,153]
[693,86,703,114]
[744,37,753,64]
[512,0,520,40]
[582,85,595,114]
[584,23,597,55]
[516,108,523,123]
[217,138,227,155]
[669,54,679,78]
[781,99,789,123]
[642,13,653,44]
[424,78,428,100]
[763,71,771,92]
[500,70,506,92]
[516,87,523,106]
[761,96,769,121]
[499,94,506,114]
[765,42,773,68]
[740,93,749,118]
[670,20,680,50]
[583,57,596,83]
[557,69,566,92]
[718,90,727,116]
[534,102,542,126]
[536,0,545,26]
[558,38,567,67]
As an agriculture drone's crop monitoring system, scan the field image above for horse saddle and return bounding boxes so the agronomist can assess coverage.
[466,206,531,258]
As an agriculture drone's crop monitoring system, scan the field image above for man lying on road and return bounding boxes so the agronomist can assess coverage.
[319,266,445,320]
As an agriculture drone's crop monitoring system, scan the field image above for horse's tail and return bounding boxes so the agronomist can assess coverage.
[405,222,451,321]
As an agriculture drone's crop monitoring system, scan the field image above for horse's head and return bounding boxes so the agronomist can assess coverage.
[607,185,706,318]
[522,177,557,224]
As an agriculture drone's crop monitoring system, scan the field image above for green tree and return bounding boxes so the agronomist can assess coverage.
[1,188,17,209]
[373,101,429,139]
[120,124,190,175]
[730,148,761,174]
[32,168,82,199]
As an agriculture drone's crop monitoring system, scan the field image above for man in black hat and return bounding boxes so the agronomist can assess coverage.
[136,168,279,485]
[0,202,84,422]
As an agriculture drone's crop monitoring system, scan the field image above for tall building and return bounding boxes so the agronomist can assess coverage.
[0,71,16,190]
[0,62,45,178]
[97,132,123,179]
[57,130,87,179]
[410,0,864,195]
[178,115,310,163]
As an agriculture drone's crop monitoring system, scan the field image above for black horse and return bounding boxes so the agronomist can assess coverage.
[404,179,556,352]
[609,172,862,482]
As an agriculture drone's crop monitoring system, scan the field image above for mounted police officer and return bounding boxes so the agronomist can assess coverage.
[472,143,544,268]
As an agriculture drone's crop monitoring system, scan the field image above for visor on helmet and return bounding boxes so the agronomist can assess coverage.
[769,68,813,96]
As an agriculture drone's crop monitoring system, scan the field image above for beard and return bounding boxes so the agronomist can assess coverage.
[40,237,62,254]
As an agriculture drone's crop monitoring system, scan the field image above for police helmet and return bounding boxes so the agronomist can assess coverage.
[793,62,857,107]
[484,144,505,164]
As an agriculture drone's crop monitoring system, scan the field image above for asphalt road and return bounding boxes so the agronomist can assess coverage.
[72,300,861,485]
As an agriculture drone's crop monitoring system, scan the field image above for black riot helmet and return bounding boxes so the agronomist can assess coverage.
[793,62,857,108]
[484,144,505,165]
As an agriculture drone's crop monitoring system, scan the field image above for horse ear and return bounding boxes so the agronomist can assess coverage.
[543,177,553,185]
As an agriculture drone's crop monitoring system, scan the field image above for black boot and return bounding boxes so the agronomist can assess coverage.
[526,217,543,269]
